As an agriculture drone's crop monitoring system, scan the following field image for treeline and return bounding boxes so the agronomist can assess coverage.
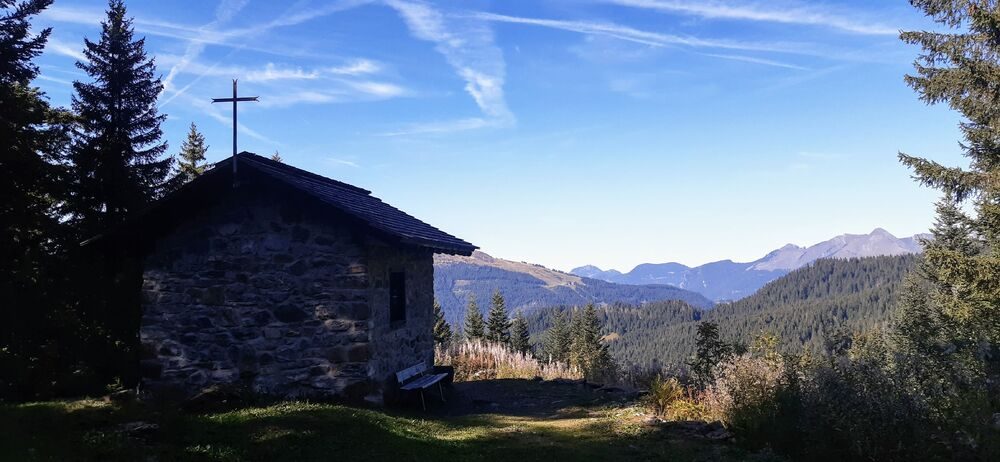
[434,290,615,381]
[432,261,712,324]
[525,255,918,371]
[2,0,211,400]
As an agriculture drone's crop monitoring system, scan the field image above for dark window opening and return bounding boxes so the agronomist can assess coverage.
[389,271,406,323]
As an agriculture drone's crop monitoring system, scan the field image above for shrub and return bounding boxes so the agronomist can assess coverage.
[435,340,581,382]
[702,353,787,436]
[643,375,683,416]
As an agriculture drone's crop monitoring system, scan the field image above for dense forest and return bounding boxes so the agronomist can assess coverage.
[433,259,712,324]
[525,255,918,370]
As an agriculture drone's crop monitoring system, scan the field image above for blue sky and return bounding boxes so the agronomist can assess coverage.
[33,0,966,272]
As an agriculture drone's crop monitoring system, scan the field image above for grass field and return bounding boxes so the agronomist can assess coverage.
[0,386,769,461]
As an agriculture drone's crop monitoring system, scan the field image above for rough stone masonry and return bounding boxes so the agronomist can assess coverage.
[138,186,436,401]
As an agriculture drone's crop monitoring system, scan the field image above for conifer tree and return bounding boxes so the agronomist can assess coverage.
[897,1,1000,418]
[569,303,613,381]
[271,151,282,162]
[510,311,531,355]
[432,299,451,346]
[67,0,170,237]
[485,289,511,345]
[687,321,731,389]
[542,308,572,363]
[464,294,485,340]
[173,122,208,185]
[0,0,74,399]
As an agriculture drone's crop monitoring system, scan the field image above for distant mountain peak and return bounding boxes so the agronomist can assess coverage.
[570,227,928,302]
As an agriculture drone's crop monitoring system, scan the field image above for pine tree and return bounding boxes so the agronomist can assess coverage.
[542,308,572,363]
[173,122,208,185]
[464,294,485,340]
[897,1,1000,419]
[432,299,451,346]
[569,303,614,381]
[687,321,731,389]
[510,311,531,355]
[0,0,75,400]
[485,289,511,345]
[67,0,170,237]
[271,151,282,162]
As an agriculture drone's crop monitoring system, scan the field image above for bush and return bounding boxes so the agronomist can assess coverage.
[702,353,787,437]
[435,340,581,382]
[643,375,683,416]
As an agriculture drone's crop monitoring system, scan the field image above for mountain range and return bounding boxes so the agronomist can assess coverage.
[433,251,712,325]
[570,228,928,301]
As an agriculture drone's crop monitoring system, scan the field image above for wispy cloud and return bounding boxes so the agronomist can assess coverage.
[326,157,360,168]
[604,0,898,36]
[35,74,74,86]
[44,37,87,62]
[160,0,249,103]
[702,53,807,70]
[378,117,497,136]
[470,11,806,54]
[255,81,407,108]
[385,0,513,134]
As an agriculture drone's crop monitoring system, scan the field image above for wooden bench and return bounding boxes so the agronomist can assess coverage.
[396,361,448,411]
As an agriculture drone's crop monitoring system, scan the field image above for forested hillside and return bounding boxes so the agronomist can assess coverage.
[433,251,713,324]
[572,229,924,301]
[528,255,918,370]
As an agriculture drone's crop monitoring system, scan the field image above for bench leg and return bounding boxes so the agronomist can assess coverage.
[438,382,446,402]
[420,390,426,411]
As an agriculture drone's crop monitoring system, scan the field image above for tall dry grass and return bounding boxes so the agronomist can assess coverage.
[435,340,582,382]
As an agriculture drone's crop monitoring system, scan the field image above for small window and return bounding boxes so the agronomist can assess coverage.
[389,271,406,323]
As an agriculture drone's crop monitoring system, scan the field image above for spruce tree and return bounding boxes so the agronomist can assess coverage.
[897,1,1000,420]
[67,0,170,237]
[173,122,208,185]
[432,299,452,346]
[510,311,531,355]
[687,321,731,389]
[464,294,485,340]
[0,0,74,399]
[542,308,572,363]
[485,289,511,345]
[569,303,613,381]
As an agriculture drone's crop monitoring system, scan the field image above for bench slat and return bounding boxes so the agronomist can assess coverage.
[399,373,448,391]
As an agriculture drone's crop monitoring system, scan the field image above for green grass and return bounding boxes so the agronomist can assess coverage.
[0,398,767,461]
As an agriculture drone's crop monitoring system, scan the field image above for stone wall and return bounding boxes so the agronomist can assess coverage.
[365,243,436,397]
[140,188,386,399]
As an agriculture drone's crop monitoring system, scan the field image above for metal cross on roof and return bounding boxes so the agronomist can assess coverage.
[212,79,258,185]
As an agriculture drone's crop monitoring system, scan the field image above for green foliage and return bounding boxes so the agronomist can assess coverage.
[688,321,731,389]
[67,0,171,237]
[892,1,1000,456]
[0,0,96,401]
[569,303,615,382]
[463,295,485,341]
[432,299,451,346]
[509,311,531,355]
[485,289,510,345]
[171,122,208,186]
[540,308,572,363]
[527,256,917,371]
[643,375,684,416]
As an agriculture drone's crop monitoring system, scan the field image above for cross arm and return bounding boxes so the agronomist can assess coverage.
[212,96,259,103]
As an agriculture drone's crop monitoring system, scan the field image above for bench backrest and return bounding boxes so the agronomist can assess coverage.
[396,361,431,384]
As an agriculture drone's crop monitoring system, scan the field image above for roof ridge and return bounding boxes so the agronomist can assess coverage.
[236,151,371,195]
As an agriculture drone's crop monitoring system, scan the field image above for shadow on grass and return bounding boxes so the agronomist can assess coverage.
[0,380,750,461]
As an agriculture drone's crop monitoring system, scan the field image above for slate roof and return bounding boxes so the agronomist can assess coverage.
[232,152,476,255]
[85,152,477,256]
